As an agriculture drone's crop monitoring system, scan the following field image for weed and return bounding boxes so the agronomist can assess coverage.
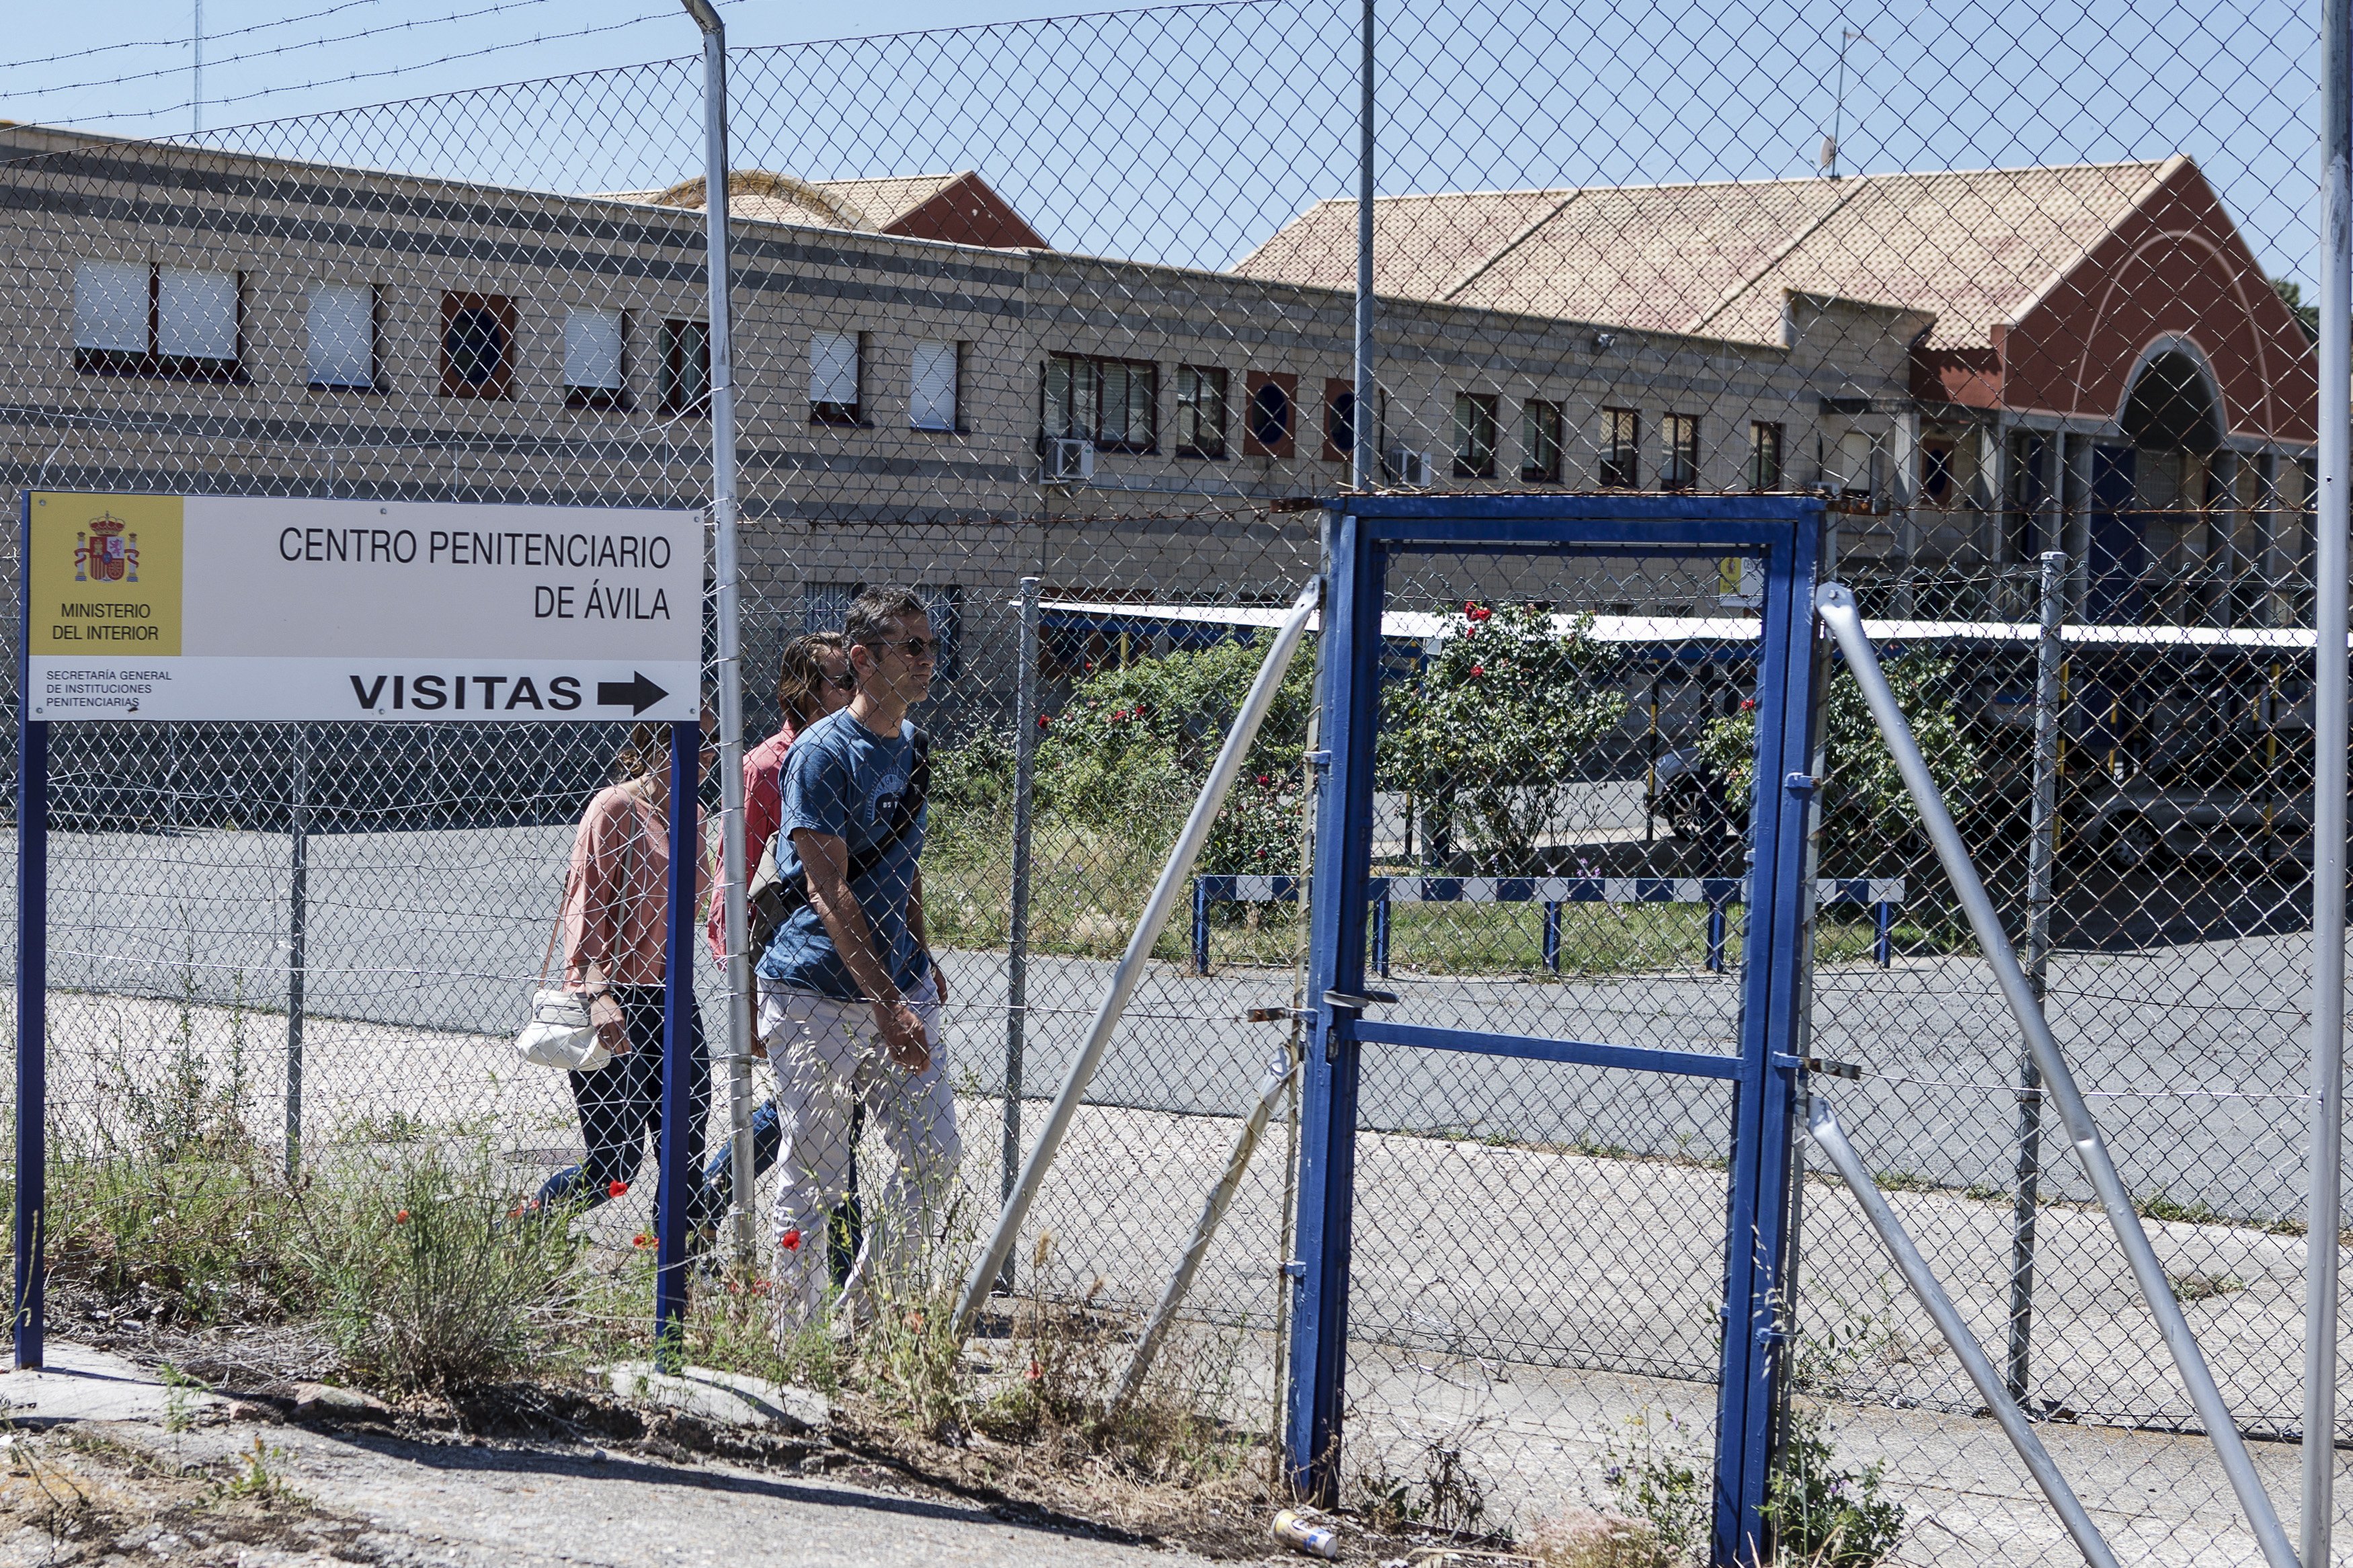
[296,1142,574,1393]
[1763,1407,1905,1566]
[1601,1409,1709,1565]
[2168,1270,2248,1303]
[159,1364,206,1434]
[1526,1505,1669,1567]
[2139,1190,2221,1227]
[1870,1170,1938,1194]
[209,1436,301,1508]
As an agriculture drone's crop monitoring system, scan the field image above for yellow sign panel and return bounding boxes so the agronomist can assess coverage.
[28,492,184,657]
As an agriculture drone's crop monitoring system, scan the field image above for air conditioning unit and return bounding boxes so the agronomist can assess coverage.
[1384,447,1431,487]
[1045,438,1094,484]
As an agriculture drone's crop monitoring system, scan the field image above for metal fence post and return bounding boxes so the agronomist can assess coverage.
[1002,575,1040,1291]
[680,0,760,1268]
[1288,520,1380,1500]
[2007,549,2065,1401]
[285,723,309,1180]
[1350,0,1376,491]
[2307,0,2352,1545]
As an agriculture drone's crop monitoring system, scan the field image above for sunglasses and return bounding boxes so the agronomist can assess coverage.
[866,635,940,662]
[820,668,856,690]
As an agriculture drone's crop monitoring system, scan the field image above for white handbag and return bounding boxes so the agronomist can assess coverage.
[512,815,635,1073]
[514,983,610,1073]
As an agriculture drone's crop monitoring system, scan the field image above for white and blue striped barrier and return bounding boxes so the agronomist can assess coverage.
[1190,874,1904,975]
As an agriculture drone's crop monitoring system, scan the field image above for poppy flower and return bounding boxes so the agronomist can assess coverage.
[607,1180,629,1199]
[1739,698,1757,712]
[1026,1359,1045,1382]
[780,1227,803,1251]
[394,1209,410,1224]
[1037,714,1052,729]
[1470,663,1486,678]
[633,1232,653,1249]
[1254,774,1271,786]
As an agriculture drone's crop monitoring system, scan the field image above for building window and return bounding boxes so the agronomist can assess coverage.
[1453,393,1499,480]
[307,282,375,390]
[1176,366,1228,458]
[662,319,711,416]
[74,260,240,380]
[1747,421,1784,490]
[1520,399,1563,483]
[1324,378,1357,464]
[1662,413,1700,491]
[439,292,514,399]
[1244,371,1297,458]
[1919,440,1956,505]
[911,341,959,431]
[564,306,626,410]
[1042,352,1156,452]
[811,329,861,423]
[1601,407,1640,488]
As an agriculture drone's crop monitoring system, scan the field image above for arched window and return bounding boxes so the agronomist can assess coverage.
[2120,349,2221,454]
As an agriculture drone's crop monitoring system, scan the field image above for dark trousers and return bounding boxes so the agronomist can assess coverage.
[536,984,712,1232]
[701,1097,863,1285]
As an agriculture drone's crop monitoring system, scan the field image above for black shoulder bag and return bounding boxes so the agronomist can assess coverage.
[744,728,930,952]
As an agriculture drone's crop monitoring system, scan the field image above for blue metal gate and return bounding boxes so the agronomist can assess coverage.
[1285,495,1825,1565]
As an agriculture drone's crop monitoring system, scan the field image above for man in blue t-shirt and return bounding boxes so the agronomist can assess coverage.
[758,585,960,1333]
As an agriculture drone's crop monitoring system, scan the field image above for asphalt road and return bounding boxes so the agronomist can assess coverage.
[0,825,2325,1225]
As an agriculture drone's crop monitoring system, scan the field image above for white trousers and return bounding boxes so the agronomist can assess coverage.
[758,975,961,1332]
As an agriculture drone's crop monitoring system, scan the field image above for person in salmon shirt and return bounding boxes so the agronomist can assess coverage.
[532,714,715,1228]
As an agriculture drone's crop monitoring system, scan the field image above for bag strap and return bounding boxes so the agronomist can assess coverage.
[841,726,929,884]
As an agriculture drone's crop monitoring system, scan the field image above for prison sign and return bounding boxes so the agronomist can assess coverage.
[23,492,699,722]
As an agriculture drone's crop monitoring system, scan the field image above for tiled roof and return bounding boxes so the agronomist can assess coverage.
[605,170,970,232]
[1231,160,2178,350]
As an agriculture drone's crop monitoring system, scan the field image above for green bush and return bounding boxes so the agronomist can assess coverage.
[1698,652,1982,874]
[1381,601,1628,868]
[1035,633,1315,851]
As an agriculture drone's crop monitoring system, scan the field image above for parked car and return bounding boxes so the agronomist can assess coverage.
[1648,747,1740,841]
[2079,779,2313,870]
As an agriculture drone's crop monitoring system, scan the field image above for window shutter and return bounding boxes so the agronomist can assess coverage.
[73,260,147,352]
[565,308,624,391]
[307,284,374,388]
[157,268,237,361]
[811,330,859,405]
[910,341,957,430]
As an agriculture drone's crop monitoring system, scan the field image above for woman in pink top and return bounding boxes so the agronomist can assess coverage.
[534,716,715,1226]
[703,632,852,1219]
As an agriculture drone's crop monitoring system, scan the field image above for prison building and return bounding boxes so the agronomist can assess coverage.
[0,128,2319,744]
[1236,157,2322,626]
[0,124,1915,729]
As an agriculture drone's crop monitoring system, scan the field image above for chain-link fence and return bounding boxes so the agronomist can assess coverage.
[0,0,2340,1559]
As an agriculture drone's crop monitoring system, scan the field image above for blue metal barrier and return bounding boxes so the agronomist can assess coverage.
[1192,872,1903,975]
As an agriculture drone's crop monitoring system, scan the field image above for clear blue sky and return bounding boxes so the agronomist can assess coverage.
[1,0,2326,283]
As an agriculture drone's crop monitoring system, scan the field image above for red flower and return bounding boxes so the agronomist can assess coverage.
[1037,714,1052,729]
[633,1232,653,1249]
[780,1227,803,1251]
[1469,663,1485,678]
[1026,1358,1045,1383]
[1254,774,1271,786]
[1739,698,1757,712]
[394,1209,410,1224]
[1467,604,1493,623]
[607,1180,629,1199]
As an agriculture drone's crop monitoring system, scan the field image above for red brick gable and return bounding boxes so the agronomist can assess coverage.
[879,171,1048,250]
[1990,161,2315,442]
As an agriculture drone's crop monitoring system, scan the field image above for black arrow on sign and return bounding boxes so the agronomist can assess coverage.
[596,672,670,715]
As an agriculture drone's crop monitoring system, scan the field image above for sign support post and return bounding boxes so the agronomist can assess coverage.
[13,494,45,1372]
[11,489,702,1366]
[655,720,700,1362]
